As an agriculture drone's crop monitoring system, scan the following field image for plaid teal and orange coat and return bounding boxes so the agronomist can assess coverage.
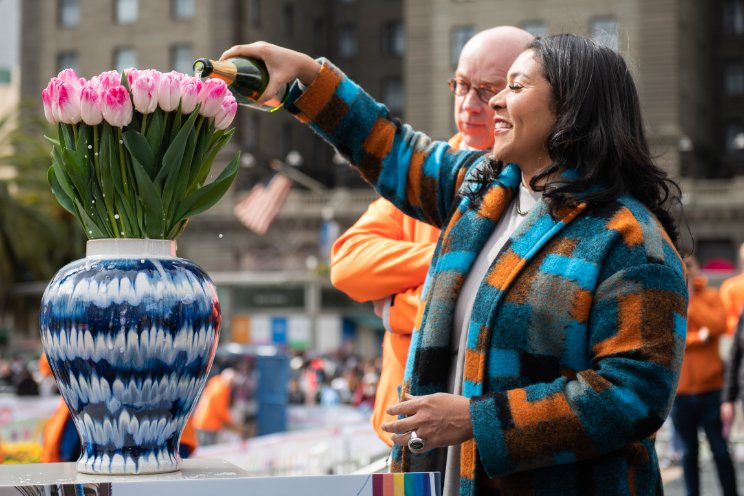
[286,60,688,496]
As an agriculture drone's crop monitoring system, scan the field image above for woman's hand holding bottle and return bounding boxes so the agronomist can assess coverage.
[220,42,321,106]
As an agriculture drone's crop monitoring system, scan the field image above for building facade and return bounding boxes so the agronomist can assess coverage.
[404,0,744,269]
[18,0,401,351]
[16,0,744,348]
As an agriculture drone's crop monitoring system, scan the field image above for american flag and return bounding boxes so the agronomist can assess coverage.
[234,174,293,235]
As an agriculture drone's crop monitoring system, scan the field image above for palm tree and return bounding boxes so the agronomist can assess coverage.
[0,105,84,340]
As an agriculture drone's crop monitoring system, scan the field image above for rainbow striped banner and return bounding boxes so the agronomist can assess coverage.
[371,472,441,496]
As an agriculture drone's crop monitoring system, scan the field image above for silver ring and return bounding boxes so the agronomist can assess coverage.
[408,430,425,451]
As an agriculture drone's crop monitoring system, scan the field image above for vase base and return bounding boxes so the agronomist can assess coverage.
[76,450,182,475]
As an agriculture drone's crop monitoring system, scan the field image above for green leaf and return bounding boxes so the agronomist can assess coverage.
[72,197,107,239]
[61,148,91,199]
[113,188,138,237]
[48,167,76,215]
[89,180,116,238]
[58,123,75,149]
[123,130,156,179]
[174,151,239,222]
[163,120,201,219]
[145,108,164,163]
[131,154,165,238]
[190,128,235,191]
[75,123,91,152]
[50,147,77,202]
[98,124,116,225]
[156,109,199,188]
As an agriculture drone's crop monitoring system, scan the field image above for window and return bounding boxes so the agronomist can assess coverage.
[58,0,80,27]
[590,16,619,51]
[115,0,138,24]
[724,0,744,35]
[171,0,195,19]
[520,20,548,38]
[171,44,193,75]
[451,25,475,67]
[338,24,358,58]
[382,77,404,116]
[56,51,79,74]
[725,121,744,153]
[113,48,137,73]
[726,60,744,95]
[383,21,404,57]
[250,0,261,27]
[283,4,294,37]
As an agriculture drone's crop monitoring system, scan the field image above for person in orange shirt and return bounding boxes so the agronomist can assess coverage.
[721,243,744,335]
[192,368,245,446]
[330,26,534,446]
[671,256,737,496]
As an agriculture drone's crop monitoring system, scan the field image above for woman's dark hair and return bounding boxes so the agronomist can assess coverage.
[471,34,682,247]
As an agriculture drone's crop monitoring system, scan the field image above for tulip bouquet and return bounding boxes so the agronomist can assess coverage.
[41,68,239,239]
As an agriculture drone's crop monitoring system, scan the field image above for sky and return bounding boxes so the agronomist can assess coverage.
[0,0,19,68]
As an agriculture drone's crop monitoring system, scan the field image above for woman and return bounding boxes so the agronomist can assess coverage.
[222,35,688,495]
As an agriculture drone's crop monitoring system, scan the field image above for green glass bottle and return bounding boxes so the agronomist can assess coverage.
[193,57,289,112]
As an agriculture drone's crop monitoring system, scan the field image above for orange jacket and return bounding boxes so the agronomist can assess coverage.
[41,398,70,463]
[677,276,728,395]
[720,272,744,335]
[192,375,234,432]
[330,134,465,445]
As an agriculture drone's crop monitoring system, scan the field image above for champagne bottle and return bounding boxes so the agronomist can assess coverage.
[193,57,288,112]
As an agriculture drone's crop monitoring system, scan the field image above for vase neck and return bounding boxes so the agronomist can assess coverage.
[86,239,177,258]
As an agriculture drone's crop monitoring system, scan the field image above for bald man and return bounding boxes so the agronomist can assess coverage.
[330,26,534,446]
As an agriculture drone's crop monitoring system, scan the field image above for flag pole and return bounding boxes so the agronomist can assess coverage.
[269,159,327,194]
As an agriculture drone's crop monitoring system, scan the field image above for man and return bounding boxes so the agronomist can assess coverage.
[672,256,737,496]
[192,368,245,446]
[330,26,533,446]
[721,242,744,335]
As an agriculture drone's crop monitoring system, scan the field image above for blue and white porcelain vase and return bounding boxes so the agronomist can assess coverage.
[40,239,220,474]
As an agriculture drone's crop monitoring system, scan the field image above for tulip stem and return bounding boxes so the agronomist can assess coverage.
[141,113,147,134]
[116,127,130,236]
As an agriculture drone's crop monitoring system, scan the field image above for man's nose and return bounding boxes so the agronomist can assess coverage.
[462,87,483,111]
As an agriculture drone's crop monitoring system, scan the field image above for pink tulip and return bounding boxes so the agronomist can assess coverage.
[80,83,103,125]
[42,82,58,125]
[180,77,202,114]
[57,68,83,90]
[157,71,184,112]
[131,74,158,114]
[213,94,237,130]
[95,71,123,92]
[125,68,141,88]
[197,78,227,117]
[53,78,82,125]
[102,86,133,127]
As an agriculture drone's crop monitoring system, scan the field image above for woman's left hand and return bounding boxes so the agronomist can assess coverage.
[381,393,474,450]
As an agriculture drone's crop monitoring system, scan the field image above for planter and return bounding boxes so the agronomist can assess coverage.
[40,239,220,474]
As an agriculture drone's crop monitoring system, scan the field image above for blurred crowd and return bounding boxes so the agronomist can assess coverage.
[286,352,379,410]
[0,354,57,397]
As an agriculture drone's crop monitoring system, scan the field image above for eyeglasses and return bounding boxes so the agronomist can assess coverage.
[447,78,502,104]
